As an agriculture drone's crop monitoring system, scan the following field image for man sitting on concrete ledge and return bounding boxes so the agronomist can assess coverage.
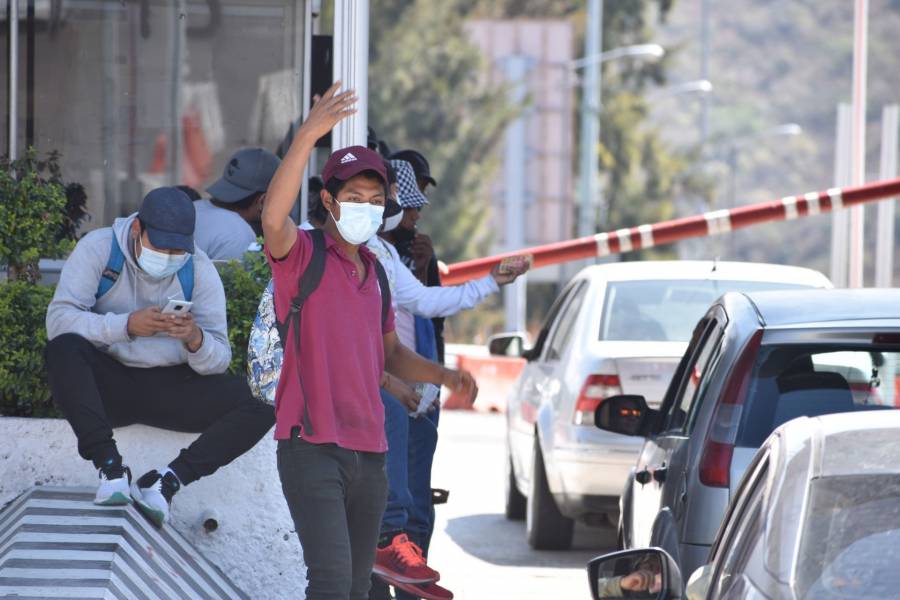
[44,186,275,527]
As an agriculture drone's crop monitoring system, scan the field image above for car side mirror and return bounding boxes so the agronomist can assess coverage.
[595,395,651,437]
[488,333,526,358]
[588,548,684,600]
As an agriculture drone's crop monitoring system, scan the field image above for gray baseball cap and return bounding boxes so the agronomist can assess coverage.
[207,147,281,203]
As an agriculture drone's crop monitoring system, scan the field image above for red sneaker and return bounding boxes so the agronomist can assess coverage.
[373,534,440,585]
[391,580,454,600]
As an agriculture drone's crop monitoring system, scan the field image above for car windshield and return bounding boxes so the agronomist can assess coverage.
[599,280,809,342]
[797,475,900,599]
[736,346,900,448]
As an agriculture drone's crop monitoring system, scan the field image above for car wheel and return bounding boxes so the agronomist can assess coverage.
[526,437,574,550]
[505,456,527,520]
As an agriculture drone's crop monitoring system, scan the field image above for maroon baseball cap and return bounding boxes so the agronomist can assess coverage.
[321,145,387,187]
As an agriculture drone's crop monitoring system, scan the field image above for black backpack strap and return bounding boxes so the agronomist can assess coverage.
[275,228,327,436]
[373,259,392,329]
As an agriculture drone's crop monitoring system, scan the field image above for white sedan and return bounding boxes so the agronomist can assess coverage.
[491,261,830,550]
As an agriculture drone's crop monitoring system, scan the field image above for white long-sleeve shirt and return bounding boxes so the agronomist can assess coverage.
[365,236,499,319]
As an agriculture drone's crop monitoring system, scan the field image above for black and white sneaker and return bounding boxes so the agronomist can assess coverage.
[94,460,132,506]
[131,470,180,527]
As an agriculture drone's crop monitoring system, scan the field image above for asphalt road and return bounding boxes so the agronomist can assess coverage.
[427,411,616,600]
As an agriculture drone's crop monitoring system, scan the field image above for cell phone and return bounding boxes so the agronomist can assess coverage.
[162,299,193,315]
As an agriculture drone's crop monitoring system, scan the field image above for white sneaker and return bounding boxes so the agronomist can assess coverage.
[131,470,180,527]
[94,462,132,506]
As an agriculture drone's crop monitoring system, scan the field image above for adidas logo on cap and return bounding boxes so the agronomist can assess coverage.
[340,152,358,164]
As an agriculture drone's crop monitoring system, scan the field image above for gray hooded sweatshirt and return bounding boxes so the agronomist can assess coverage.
[46,215,231,375]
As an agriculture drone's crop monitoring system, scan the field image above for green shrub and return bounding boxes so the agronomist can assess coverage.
[0,149,73,283]
[216,247,271,375]
[0,281,57,416]
[0,248,271,417]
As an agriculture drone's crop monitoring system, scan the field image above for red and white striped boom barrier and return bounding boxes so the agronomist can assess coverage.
[442,178,900,285]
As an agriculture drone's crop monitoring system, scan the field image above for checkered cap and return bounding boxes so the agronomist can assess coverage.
[390,159,429,209]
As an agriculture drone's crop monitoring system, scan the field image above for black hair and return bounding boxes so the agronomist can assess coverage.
[211,192,262,213]
[176,185,203,201]
[307,176,328,225]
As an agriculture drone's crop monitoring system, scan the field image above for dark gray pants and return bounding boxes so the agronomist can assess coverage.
[278,435,388,600]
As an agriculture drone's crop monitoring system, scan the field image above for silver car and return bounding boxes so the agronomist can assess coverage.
[587,409,900,599]
[598,288,900,577]
[491,261,829,549]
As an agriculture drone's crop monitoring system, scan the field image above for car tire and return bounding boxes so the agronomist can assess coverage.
[526,437,574,550]
[505,457,527,520]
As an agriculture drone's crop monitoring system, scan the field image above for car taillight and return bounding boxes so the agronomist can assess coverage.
[574,374,622,426]
[699,330,763,488]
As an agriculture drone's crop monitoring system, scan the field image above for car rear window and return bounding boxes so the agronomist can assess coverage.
[797,474,900,599]
[736,346,900,447]
[599,280,810,342]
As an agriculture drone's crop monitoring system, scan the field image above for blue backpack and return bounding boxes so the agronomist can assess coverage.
[95,234,194,301]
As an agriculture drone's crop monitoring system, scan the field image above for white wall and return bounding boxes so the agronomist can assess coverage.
[0,417,306,599]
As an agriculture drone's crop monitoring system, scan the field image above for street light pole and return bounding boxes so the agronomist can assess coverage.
[848,0,868,288]
[577,0,602,241]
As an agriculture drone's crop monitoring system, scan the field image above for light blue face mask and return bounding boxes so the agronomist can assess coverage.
[330,201,385,245]
[137,240,189,279]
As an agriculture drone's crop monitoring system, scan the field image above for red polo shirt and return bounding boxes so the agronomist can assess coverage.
[266,228,393,452]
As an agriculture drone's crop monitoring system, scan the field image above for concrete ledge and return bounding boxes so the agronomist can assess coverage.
[0,417,306,599]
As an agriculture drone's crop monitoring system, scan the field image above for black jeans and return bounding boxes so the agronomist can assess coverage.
[45,333,275,485]
[278,435,388,600]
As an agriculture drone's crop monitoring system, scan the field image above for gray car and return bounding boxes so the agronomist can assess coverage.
[596,288,900,577]
[587,409,900,599]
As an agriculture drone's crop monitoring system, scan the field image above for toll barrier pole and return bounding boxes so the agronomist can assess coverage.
[442,177,900,286]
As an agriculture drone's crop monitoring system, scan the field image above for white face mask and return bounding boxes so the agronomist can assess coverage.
[382,211,403,233]
[137,240,190,279]
[330,200,385,245]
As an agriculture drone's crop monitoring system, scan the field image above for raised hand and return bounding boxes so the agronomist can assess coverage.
[299,82,358,142]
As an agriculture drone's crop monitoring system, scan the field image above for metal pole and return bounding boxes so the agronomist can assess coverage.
[876,104,898,287]
[699,0,710,143]
[24,0,33,147]
[101,1,120,222]
[443,177,900,284]
[169,0,186,184]
[332,0,368,149]
[297,0,313,223]
[831,103,852,287]
[848,0,868,288]
[503,55,528,333]
[8,0,18,160]
[577,0,602,239]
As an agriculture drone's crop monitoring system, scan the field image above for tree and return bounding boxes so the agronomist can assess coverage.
[368,0,518,264]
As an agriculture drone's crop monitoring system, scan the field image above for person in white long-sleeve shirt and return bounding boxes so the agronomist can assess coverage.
[361,159,528,600]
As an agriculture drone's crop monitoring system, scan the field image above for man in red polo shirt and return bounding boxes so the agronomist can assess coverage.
[261,84,476,600]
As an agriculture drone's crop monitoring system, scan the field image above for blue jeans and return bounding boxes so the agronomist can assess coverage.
[380,389,438,546]
[378,317,441,600]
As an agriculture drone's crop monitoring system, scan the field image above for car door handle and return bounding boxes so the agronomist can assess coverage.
[652,465,667,483]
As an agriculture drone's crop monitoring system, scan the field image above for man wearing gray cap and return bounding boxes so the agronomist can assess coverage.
[194,147,281,260]
[45,187,275,527]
